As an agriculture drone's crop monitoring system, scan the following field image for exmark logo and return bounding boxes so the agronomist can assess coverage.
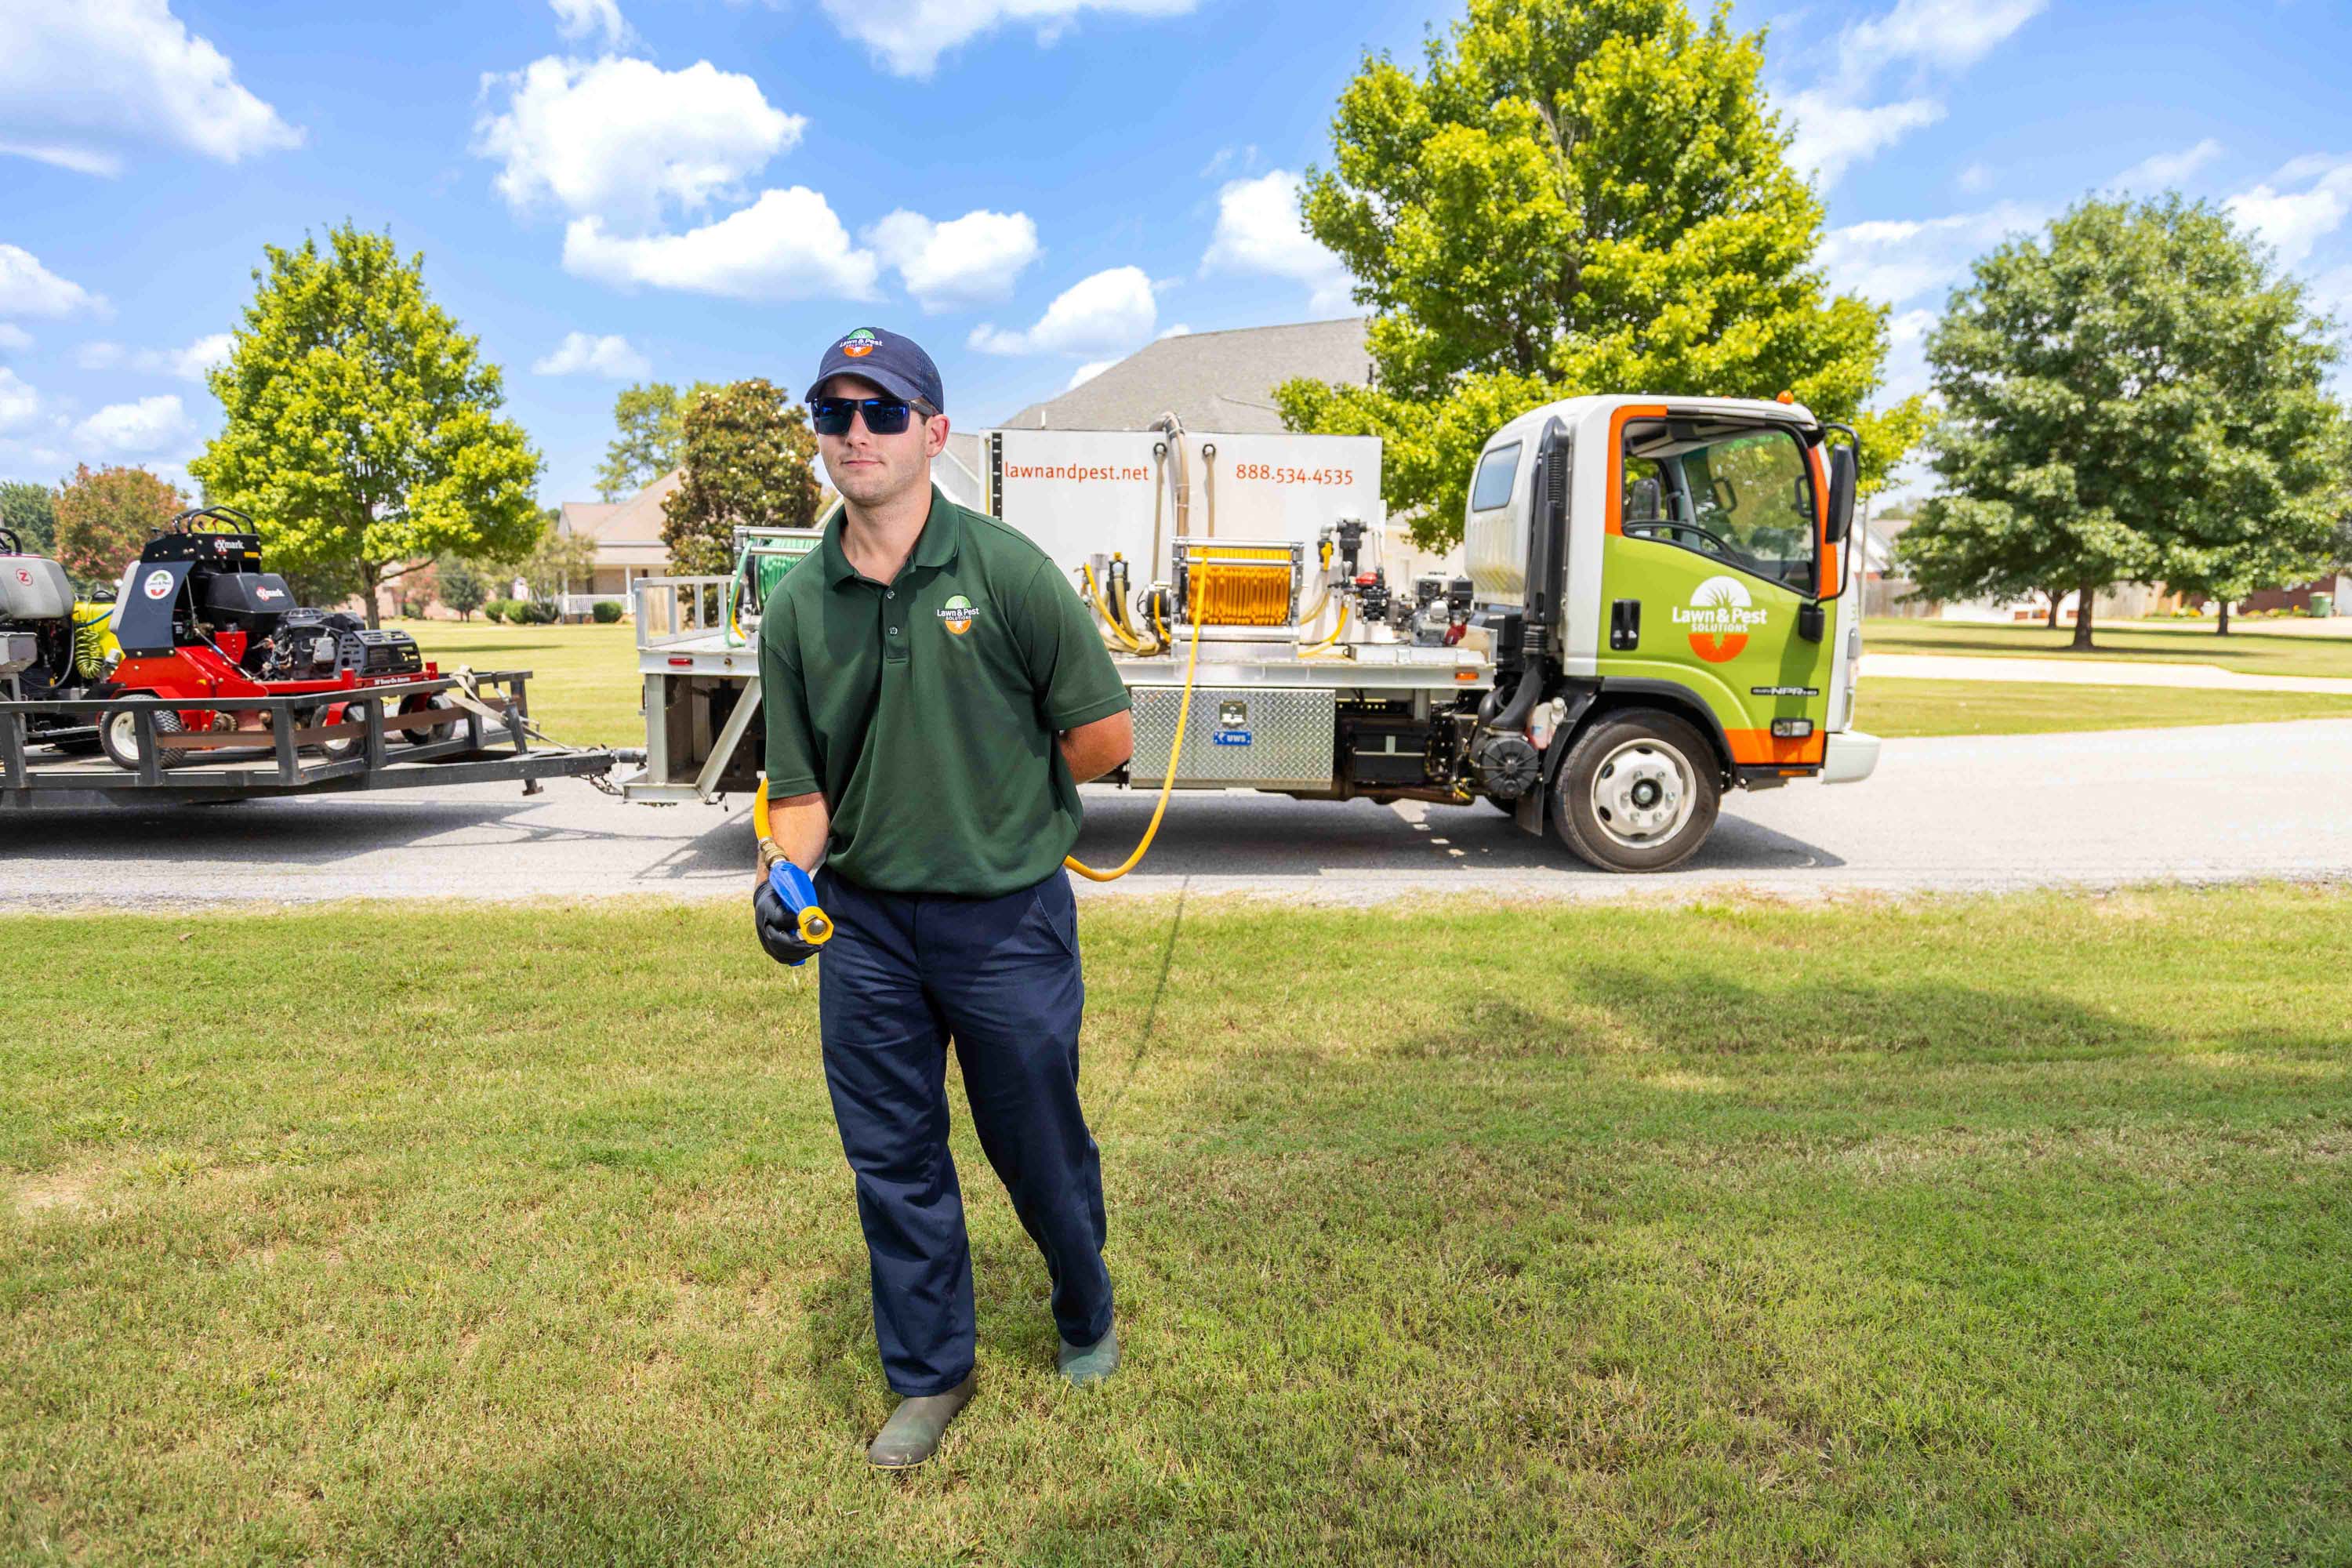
[937,593,977,636]
[142,568,174,601]
[1671,575,1766,663]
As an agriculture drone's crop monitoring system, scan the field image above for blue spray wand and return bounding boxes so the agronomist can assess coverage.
[766,860,835,964]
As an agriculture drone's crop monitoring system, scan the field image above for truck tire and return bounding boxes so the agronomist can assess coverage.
[1550,708,1720,873]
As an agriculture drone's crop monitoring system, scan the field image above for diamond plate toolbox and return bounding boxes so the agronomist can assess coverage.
[1127,685,1334,789]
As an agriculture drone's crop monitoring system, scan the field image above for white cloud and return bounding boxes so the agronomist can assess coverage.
[1783,91,1945,188]
[866,208,1041,311]
[74,393,188,455]
[1065,360,1113,391]
[2114,138,2223,191]
[1158,323,1191,339]
[0,141,125,177]
[533,330,652,378]
[818,0,1196,78]
[76,332,230,379]
[563,189,880,301]
[1199,144,1258,180]
[1201,170,1356,314]
[477,56,804,230]
[0,368,38,434]
[969,266,1156,357]
[1819,201,2045,307]
[2226,154,2352,267]
[0,324,30,353]
[1956,162,1993,194]
[550,0,633,49]
[1878,308,1938,403]
[0,0,302,174]
[1845,0,2046,73]
[0,245,105,318]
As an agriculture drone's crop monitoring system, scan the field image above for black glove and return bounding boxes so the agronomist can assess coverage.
[753,880,822,967]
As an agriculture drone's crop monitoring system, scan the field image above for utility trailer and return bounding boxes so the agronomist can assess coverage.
[0,670,619,811]
[622,395,1878,872]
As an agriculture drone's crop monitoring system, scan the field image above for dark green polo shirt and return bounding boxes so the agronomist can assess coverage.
[758,486,1132,897]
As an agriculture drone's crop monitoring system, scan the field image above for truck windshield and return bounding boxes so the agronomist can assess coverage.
[1621,421,1818,593]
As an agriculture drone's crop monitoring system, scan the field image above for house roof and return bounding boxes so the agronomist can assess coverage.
[999,318,1373,433]
[560,470,682,567]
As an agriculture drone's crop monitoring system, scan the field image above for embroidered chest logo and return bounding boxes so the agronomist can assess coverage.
[937,593,978,636]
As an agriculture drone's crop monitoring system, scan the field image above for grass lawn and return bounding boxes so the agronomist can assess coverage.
[5,890,2348,1565]
[1865,617,2352,680]
[389,619,644,749]
[1861,678,2352,739]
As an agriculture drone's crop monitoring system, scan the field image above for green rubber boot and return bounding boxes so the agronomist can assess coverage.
[1057,1323,1120,1387]
[866,1373,975,1470]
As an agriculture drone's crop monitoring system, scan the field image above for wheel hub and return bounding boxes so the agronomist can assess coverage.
[1591,739,1694,849]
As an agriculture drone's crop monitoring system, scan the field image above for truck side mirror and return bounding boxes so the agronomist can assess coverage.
[1628,477,1661,521]
[1825,444,1857,545]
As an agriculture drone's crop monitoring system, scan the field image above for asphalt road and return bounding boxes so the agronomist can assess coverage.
[6,719,2349,909]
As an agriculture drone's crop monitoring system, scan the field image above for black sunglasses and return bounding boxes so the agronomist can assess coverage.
[810,395,935,436]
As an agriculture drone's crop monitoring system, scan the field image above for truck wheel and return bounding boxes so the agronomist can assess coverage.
[1551,709,1720,873]
[99,705,186,771]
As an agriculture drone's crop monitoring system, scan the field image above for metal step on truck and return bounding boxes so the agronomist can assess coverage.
[621,394,1878,872]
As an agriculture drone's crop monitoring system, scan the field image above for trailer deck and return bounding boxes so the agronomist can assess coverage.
[1,670,620,810]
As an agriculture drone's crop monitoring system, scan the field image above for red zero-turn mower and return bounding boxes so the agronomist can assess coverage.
[95,506,455,770]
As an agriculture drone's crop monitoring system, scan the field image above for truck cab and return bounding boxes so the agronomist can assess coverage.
[1463,394,1878,869]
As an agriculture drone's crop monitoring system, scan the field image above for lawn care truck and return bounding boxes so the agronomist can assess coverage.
[622,394,1877,872]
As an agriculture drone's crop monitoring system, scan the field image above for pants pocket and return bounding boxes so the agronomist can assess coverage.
[1026,875,1080,961]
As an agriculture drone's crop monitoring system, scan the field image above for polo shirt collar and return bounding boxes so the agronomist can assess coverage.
[820,485,961,587]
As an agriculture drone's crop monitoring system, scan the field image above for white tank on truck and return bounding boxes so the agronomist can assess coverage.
[622,397,1877,873]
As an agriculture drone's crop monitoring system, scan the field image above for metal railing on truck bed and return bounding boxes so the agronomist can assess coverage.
[0,670,620,811]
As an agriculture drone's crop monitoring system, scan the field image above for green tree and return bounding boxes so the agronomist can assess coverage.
[659,379,822,575]
[595,380,723,501]
[1276,0,1924,549]
[437,555,490,620]
[1904,196,2346,649]
[522,514,599,608]
[190,222,544,629]
[1,480,58,557]
[53,464,186,586]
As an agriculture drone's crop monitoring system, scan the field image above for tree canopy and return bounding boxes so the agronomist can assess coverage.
[659,379,823,575]
[1277,0,1923,549]
[53,465,186,586]
[1901,195,2347,646]
[190,222,543,627]
[596,381,723,502]
[1,480,57,557]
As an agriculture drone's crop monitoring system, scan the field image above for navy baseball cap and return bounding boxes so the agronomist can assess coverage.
[804,326,946,413]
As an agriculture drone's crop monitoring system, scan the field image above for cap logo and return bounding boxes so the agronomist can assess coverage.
[840,328,878,358]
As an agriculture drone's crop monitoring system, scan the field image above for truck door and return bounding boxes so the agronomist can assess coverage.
[1597,414,1834,770]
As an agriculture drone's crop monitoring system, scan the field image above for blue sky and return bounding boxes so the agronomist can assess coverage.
[3,0,2349,506]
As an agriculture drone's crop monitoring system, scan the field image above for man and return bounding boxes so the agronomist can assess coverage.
[753,326,1136,1470]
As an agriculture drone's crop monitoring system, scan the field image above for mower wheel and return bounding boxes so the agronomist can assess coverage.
[318,699,376,763]
[99,704,187,771]
[398,693,459,746]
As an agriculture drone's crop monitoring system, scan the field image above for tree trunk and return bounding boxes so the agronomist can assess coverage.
[360,561,382,630]
[2071,580,2096,650]
[2216,600,2231,635]
[2045,594,2060,630]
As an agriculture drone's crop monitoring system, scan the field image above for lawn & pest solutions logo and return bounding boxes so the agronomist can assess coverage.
[937,593,978,636]
[1672,575,1767,664]
[839,328,879,358]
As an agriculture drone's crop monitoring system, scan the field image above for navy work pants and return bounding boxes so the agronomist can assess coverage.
[815,867,1113,1396]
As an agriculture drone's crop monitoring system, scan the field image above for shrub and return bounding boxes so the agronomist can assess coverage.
[483,600,509,623]
[591,600,623,624]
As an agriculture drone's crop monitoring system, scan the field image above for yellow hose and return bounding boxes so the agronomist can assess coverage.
[1081,562,1145,652]
[1064,596,1203,883]
[1300,600,1350,651]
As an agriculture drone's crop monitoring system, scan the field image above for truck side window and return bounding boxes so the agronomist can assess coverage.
[1471,441,1520,511]
[1621,422,1817,592]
